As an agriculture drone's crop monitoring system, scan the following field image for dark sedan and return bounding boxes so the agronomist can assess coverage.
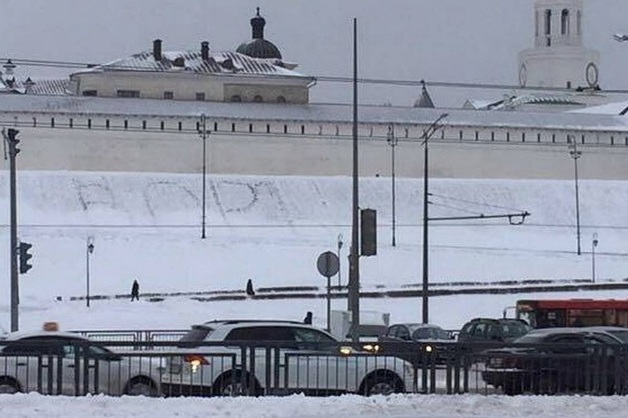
[378,323,456,366]
[482,327,628,395]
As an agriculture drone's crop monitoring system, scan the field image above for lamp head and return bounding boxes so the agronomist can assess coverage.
[87,236,95,253]
[614,33,628,42]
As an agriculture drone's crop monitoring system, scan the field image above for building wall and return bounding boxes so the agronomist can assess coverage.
[224,83,309,104]
[519,47,599,88]
[71,72,310,103]
[1,112,627,180]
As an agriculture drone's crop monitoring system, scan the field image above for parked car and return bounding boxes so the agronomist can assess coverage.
[482,327,628,395]
[160,320,415,396]
[378,323,455,366]
[0,330,162,396]
[458,318,531,346]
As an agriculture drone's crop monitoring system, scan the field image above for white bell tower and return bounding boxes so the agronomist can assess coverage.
[518,0,600,89]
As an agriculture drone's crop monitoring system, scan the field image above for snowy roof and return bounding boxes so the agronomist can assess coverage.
[570,100,628,116]
[0,77,70,96]
[0,94,627,132]
[72,49,308,79]
[464,94,584,111]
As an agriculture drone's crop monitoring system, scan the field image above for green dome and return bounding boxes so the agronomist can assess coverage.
[237,39,282,60]
[237,8,283,60]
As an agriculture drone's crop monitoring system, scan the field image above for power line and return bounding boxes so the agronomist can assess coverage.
[4,56,628,94]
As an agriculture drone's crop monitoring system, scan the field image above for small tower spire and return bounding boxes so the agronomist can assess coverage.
[251,7,266,40]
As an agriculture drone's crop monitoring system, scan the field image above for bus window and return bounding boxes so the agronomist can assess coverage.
[515,299,628,329]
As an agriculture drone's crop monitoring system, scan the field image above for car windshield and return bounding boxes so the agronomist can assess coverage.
[410,326,450,340]
[501,321,530,338]
[511,333,549,344]
[604,330,628,344]
[177,326,214,347]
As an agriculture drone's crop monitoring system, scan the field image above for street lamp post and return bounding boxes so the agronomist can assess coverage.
[86,236,94,308]
[592,233,599,283]
[337,234,343,287]
[421,113,448,324]
[567,135,582,255]
[198,114,210,240]
[387,124,398,247]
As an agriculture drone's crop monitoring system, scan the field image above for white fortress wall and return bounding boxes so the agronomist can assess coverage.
[1,110,627,180]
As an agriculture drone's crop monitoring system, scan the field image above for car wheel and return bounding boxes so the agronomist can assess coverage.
[215,372,260,396]
[125,379,159,397]
[363,375,402,396]
[0,378,20,394]
[534,374,557,395]
[502,382,522,396]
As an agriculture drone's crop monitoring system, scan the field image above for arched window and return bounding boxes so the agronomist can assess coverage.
[253,95,263,103]
[544,9,552,46]
[276,96,287,103]
[230,95,242,102]
[577,11,582,35]
[561,9,569,35]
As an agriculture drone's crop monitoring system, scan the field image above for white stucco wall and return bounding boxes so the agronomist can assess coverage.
[2,121,627,181]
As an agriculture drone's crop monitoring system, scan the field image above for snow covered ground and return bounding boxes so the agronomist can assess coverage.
[1,171,628,416]
[3,392,628,418]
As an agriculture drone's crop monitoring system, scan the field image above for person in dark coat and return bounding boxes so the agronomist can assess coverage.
[303,311,313,325]
[246,279,255,296]
[131,279,140,301]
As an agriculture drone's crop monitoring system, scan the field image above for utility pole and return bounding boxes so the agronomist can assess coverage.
[348,18,360,343]
[5,128,21,331]
[421,114,448,324]
[387,123,398,247]
[568,135,582,255]
[198,114,210,240]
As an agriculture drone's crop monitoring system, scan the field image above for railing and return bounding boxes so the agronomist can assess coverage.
[1,338,627,397]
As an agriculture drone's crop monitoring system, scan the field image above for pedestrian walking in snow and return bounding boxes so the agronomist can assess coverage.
[131,279,140,301]
[246,279,255,296]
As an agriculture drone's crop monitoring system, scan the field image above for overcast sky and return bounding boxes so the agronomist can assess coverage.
[2,0,628,107]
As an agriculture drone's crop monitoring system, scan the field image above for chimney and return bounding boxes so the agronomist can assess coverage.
[201,42,210,61]
[153,39,163,61]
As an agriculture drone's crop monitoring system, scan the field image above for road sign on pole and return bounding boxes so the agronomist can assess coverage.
[317,251,340,331]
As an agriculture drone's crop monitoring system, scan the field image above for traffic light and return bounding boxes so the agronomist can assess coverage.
[7,128,20,154]
[360,208,377,256]
[18,242,33,274]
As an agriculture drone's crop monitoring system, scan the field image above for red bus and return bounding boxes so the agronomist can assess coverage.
[510,299,628,328]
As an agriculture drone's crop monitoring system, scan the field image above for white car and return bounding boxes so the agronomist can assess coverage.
[0,330,162,396]
[160,320,415,396]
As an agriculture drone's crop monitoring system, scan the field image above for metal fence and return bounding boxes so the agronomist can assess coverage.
[1,337,627,397]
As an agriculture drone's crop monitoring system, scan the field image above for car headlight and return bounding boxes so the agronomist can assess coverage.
[424,345,433,353]
[339,346,353,356]
[362,344,380,353]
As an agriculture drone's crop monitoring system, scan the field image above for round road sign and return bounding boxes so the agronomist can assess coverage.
[316,251,339,278]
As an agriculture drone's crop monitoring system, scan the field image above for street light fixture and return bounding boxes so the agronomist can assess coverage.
[387,123,398,247]
[86,236,95,308]
[421,113,449,324]
[567,135,582,255]
[592,233,599,283]
[613,33,628,42]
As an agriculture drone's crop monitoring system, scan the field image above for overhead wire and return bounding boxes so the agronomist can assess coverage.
[4,56,628,94]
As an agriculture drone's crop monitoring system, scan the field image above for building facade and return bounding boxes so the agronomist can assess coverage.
[519,0,600,90]
[1,94,627,181]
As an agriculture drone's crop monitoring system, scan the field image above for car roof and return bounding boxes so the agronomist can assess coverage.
[389,323,442,328]
[3,331,89,342]
[200,319,305,326]
[465,318,528,325]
